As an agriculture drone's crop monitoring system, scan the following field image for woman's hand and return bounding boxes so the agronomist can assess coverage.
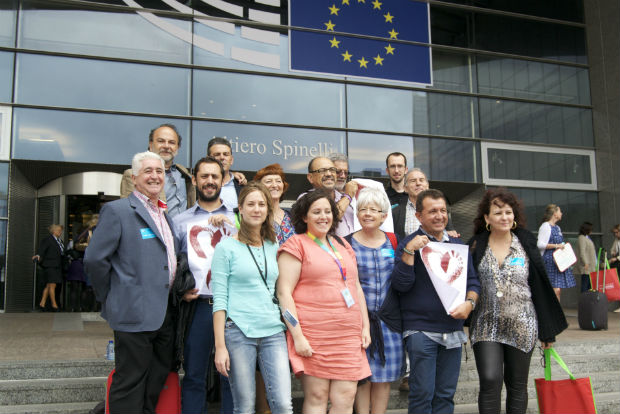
[293,334,314,357]
[214,346,230,377]
[541,341,554,350]
[361,327,371,349]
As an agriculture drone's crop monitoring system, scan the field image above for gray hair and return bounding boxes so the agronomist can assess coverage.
[329,153,349,164]
[356,187,390,214]
[405,167,427,181]
[131,151,164,176]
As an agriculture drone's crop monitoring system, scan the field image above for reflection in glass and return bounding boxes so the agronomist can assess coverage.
[428,138,478,182]
[0,162,8,217]
[19,1,191,64]
[487,149,591,184]
[0,1,17,47]
[0,52,13,103]
[193,70,344,127]
[477,56,590,105]
[192,121,345,174]
[15,53,190,115]
[347,85,417,134]
[428,93,475,138]
[442,0,584,23]
[12,108,190,166]
[432,51,471,93]
[479,98,593,147]
[0,219,6,310]
[347,133,413,177]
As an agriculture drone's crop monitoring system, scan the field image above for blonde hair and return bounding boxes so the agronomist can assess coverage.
[237,182,276,245]
[542,204,559,223]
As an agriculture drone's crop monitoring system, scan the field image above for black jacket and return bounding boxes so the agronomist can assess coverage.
[38,234,64,269]
[468,227,568,342]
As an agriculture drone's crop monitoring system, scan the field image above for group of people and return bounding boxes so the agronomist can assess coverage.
[81,123,616,414]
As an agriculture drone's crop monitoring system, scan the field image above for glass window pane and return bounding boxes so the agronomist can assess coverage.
[12,108,190,166]
[18,1,191,64]
[191,121,345,174]
[441,0,584,22]
[432,51,471,93]
[487,149,592,184]
[478,98,593,147]
[193,70,344,127]
[347,85,416,134]
[427,138,478,182]
[347,133,413,178]
[0,52,13,103]
[477,57,591,105]
[15,54,190,115]
[0,162,8,217]
[0,1,17,47]
[0,219,6,310]
[428,94,475,138]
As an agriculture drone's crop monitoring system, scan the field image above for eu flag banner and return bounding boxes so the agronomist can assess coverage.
[289,0,432,85]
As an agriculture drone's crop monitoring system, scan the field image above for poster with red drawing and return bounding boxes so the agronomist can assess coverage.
[186,221,236,295]
[420,242,469,314]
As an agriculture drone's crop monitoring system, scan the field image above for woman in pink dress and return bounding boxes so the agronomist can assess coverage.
[277,189,371,414]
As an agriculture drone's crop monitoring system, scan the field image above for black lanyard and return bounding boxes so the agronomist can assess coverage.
[246,243,278,305]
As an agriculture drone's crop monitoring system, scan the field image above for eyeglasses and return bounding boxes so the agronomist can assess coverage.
[359,207,383,214]
[335,169,349,176]
[310,167,337,174]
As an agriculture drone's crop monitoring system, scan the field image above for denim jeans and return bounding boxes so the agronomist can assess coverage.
[405,332,462,414]
[224,321,292,414]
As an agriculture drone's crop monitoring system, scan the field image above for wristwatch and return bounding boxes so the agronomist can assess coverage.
[467,298,476,310]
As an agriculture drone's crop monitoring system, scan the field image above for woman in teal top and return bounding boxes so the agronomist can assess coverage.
[212,182,292,414]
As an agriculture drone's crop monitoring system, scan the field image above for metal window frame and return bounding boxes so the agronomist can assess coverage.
[480,141,597,191]
[0,106,12,160]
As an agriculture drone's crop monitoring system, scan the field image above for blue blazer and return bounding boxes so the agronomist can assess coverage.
[84,193,179,332]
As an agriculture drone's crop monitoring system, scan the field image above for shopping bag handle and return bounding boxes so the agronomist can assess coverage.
[544,348,576,381]
[591,248,603,289]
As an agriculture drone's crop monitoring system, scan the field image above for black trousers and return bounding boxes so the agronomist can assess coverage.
[473,341,534,414]
[109,305,174,414]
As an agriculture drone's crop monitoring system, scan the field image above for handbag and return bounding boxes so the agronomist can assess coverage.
[590,251,620,302]
[535,348,597,414]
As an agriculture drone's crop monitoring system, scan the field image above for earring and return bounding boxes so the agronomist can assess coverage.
[486,223,491,231]
[512,221,517,230]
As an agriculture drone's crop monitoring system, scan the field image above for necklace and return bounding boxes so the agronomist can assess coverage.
[246,243,278,305]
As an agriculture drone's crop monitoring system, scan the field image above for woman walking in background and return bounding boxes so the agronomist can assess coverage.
[537,204,576,301]
[32,224,65,312]
[575,222,597,292]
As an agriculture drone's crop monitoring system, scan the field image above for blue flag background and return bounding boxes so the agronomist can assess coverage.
[289,0,432,84]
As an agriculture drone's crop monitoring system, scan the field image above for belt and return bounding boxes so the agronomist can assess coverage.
[197,296,214,305]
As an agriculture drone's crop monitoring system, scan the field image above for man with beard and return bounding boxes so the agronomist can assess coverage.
[121,124,195,218]
[329,153,350,192]
[173,157,236,414]
[385,152,409,207]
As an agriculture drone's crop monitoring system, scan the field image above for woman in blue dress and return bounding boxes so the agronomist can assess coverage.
[537,204,576,301]
[348,187,403,414]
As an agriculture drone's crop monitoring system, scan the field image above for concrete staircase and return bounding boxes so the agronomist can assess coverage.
[0,339,618,413]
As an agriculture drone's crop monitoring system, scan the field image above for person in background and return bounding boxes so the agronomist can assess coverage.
[575,221,597,292]
[207,137,247,208]
[348,188,403,414]
[384,152,409,208]
[392,168,429,240]
[609,224,620,270]
[212,183,292,414]
[537,204,576,301]
[468,188,567,414]
[277,189,371,414]
[254,163,295,245]
[329,153,350,192]
[32,224,65,312]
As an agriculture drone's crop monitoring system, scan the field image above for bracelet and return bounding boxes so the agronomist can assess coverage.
[341,193,352,202]
[403,247,415,256]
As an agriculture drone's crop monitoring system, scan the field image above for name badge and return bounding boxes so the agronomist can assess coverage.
[382,248,395,258]
[282,309,298,327]
[341,287,355,308]
[508,257,525,267]
[140,228,156,239]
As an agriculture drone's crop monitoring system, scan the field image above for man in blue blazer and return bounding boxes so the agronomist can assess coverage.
[85,151,179,413]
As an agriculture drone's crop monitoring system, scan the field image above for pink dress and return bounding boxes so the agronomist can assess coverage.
[278,234,371,381]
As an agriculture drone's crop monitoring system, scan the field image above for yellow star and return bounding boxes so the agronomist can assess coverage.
[384,44,395,54]
[384,12,394,23]
[388,28,398,39]
[342,50,353,62]
[329,36,340,48]
[342,0,350,4]
[358,57,368,68]
[324,20,336,31]
[329,4,340,15]
[373,54,384,65]
[372,0,382,9]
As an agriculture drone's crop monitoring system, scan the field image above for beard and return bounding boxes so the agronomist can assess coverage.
[198,186,221,202]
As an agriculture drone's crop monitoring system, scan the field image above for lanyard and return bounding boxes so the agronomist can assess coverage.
[307,232,347,281]
[246,243,278,305]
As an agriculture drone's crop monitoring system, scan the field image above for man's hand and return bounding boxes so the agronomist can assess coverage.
[449,301,472,320]
[343,180,358,199]
[232,171,247,185]
[182,288,199,302]
[447,230,461,239]
[209,214,233,227]
[406,235,430,252]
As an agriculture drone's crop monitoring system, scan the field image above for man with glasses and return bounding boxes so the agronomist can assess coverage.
[385,152,410,207]
[301,156,357,237]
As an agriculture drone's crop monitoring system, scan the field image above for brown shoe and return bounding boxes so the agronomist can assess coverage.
[399,376,409,392]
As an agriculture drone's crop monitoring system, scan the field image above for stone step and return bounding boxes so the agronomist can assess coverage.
[0,360,114,381]
[0,378,104,406]
[0,401,100,414]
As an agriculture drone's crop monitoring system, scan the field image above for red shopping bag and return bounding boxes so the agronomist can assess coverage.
[535,348,597,414]
[590,254,620,302]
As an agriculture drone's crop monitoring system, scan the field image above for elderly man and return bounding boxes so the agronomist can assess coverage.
[301,156,357,237]
[391,189,480,414]
[329,153,350,192]
[392,168,429,240]
[85,151,178,413]
[385,152,409,207]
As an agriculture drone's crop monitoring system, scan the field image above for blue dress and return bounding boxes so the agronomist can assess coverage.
[350,236,404,382]
[542,225,576,288]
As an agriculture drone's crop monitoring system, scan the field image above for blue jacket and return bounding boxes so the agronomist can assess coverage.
[390,229,480,334]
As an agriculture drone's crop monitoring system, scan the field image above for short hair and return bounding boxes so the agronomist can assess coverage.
[149,123,181,147]
[473,188,526,234]
[329,153,349,164]
[356,188,390,215]
[48,224,63,233]
[307,156,334,173]
[237,182,276,244]
[131,151,164,176]
[415,189,447,213]
[405,168,427,182]
[194,156,225,178]
[541,204,560,224]
[291,189,339,235]
[207,137,232,155]
[613,224,620,232]
[579,222,593,236]
[386,152,407,167]
[253,163,289,195]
